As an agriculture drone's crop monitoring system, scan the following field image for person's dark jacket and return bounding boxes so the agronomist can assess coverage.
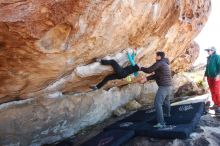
[140,58,172,86]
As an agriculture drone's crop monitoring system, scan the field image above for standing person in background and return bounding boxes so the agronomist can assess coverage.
[139,51,173,128]
[204,47,220,114]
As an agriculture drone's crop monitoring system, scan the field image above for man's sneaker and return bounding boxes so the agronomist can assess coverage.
[153,123,166,128]
[210,104,218,110]
[90,86,98,91]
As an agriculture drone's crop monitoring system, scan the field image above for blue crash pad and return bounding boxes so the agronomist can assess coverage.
[135,102,205,139]
[120,108,156,122]
[104,121,146,131]
[80,129,135,146]
[106,102,204,139]
[136,123,194,139]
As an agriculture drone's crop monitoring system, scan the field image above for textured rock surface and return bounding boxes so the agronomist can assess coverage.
[0,70,209,146]
[136,82,159,105]
[0,84,142,146]
[113,107,127,117]
[173,69,208,97]
[171,41,200,73]
[124,100,142,111]
[0,0,211,103]
[174,82,206,97]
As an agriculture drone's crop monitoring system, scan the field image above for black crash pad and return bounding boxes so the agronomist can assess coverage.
[136,123,194,139]
[135,102,205,139]
[80,129,135,146]
[148,102,205,125]
[121,102,204,124]
[104,121,146,131]
[120,108,156,122]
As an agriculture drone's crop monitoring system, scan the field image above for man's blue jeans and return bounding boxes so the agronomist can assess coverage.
[154,86,173,125]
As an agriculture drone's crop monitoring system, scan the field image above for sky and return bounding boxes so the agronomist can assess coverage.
[194,0,220,65]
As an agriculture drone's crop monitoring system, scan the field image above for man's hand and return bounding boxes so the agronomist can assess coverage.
[138,75,147,84]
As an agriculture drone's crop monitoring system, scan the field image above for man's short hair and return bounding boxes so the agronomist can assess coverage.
[156,51,165,59]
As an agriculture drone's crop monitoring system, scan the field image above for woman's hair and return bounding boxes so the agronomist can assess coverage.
[156,51,165,58]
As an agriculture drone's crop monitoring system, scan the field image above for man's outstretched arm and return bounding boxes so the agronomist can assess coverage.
[140,62,160,73]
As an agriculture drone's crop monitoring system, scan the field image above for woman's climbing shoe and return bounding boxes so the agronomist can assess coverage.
[90,86,98,91]
[92,58,101,63]
[96,58,102,62]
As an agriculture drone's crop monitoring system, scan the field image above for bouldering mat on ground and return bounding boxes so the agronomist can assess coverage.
[121,102,204,124]
[47,102,205,146]
[80,129,135,146]
[104,121,146,131]
[148,102,205,125]
[135,102,205,139]
[105,102,205,139]
[135,123,194,139]
[59,102,206,146]
[120,108,156,122]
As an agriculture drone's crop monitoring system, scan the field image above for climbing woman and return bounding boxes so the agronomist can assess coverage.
[90,49,139,90]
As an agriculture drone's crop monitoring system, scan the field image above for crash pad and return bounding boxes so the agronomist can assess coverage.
[104,121,146,131]
[120,108,156,122]
[106,102,204,139]
[135,102,205,139]
[80,129,135,146]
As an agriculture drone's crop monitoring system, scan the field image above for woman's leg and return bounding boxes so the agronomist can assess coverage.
[101,59,124,75]
[96,74,119,89]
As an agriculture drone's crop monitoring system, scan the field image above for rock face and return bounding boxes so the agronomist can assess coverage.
[174,82,206,97]
[0,1,212,145]
[0,80,208,146]
[0,84,142,146]
[173,69,208,98]
[0,0,211,103]
[171,41,200,73]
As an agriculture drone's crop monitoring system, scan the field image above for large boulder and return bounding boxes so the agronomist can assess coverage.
[0,84,142,146]
[136,82,158,106]
[174,82,205,97]
[173,69,208,98]
[0,0,211,103]
[0,0,211,145]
